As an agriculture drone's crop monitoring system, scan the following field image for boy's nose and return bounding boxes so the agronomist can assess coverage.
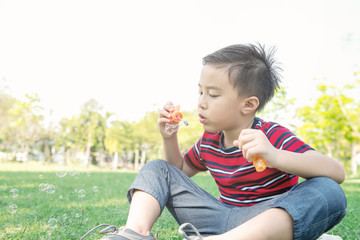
[198,96,207,110]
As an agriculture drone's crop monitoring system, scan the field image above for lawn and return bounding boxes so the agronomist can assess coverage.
[0,163,359,239]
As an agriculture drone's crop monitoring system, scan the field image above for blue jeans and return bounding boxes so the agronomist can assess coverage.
[127,159,347,240]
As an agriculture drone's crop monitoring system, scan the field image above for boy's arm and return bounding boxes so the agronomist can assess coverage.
[236,129,345,184]
[159,102,200,177]
[271,149,345,184]
[162,136,199,177]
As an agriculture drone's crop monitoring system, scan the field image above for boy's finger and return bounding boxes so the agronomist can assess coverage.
[159,109,171,118]
[164,101,174,111]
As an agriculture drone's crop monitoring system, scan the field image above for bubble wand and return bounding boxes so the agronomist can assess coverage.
[165,105,188,135]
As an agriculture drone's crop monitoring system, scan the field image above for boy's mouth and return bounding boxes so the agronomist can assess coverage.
[198,114,206,123]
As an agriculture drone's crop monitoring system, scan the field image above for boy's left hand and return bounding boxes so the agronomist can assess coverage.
[233,129,278,168]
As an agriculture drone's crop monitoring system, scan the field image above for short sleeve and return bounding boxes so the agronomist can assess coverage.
[184,137,208,171]
[263,122,314,153]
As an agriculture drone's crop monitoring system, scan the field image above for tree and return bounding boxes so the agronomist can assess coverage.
[0,91,16,152]
[258,86,296,130]
[296,81,360,175]
[74,99,111,166]
[5,94,44,161]
[133,111,162,169]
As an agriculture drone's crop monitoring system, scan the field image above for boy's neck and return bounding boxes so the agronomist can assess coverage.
[222,116,255,149]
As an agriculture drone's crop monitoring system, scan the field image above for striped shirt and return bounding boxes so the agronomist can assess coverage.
[184,117,313,206]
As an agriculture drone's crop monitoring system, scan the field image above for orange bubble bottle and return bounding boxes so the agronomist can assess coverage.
[252,155,266,172]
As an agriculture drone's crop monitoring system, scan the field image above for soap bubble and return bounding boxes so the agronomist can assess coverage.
[48,218,58,228]
[10,188,18,198]
[55,166,67,178]
[75,212,81,218]
[68,168,77,176]
[46,185,55,194]
[8,204,18,214]
[93,186,99,192]
[78,189,86,198]
[165,123,180,135]
[62,213,68,221]
[39,174,44,179]
[39,183,46,191]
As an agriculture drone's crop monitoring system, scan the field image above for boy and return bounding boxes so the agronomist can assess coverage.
[82,44,347,240]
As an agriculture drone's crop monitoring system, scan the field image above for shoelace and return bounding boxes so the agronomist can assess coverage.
[178,223,203,240]
[80,224,117,240]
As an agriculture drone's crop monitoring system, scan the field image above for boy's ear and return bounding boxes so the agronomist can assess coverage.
[241,96,259,114]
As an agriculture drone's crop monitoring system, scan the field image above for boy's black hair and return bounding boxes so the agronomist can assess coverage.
[202,43,282,112]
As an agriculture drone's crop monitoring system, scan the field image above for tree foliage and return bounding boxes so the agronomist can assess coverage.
[296,80,360,174]
[1,78,359,175]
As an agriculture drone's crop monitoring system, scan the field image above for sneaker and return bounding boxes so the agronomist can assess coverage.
[179,223,204,240]
[80,224,157,240]
[317,233,342,240]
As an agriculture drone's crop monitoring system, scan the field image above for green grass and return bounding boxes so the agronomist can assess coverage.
[0,164,359,239]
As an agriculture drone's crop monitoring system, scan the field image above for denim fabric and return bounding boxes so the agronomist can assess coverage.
[127,159,347,240]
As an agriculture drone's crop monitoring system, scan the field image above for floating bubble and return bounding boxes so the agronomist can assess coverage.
[48,218,58,228]
[10,188,18,198]
[55,166,67,178]
[75,212,81,218]
[39,174,44,179]
[78,189,86,198]
[39,183,46,191]
[93,186,99,192]
[59,195,63,199]
[62,213,68,221]
[8,204,18,214]
[68,168,77,176]
[46,185,55,194]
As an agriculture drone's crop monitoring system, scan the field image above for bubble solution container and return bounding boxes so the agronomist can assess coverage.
[252,155,266,172]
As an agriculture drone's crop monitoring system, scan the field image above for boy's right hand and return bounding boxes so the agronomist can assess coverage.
[158,101,176,139]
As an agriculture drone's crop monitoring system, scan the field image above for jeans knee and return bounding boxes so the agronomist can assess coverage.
[309,177,347,213]
[140,159,168,173]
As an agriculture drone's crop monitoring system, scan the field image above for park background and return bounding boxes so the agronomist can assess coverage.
[0,0,359,239]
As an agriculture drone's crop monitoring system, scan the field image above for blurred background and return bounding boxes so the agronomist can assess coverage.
[0,0,359,176]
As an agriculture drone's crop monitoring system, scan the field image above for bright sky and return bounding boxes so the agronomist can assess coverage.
[0,0,359,124]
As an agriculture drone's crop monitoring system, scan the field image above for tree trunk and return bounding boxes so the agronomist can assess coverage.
[84,134,92,166]
[140,150,146,169]
[112,152,118,170]
[24,144,29,163]
[97,148,104,166]
[44,139,51,164]
[64,148,69,166]
[134,148,140,170]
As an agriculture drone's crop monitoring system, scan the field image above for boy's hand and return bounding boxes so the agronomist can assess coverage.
[233,129,278,168]
[158,101,176,139]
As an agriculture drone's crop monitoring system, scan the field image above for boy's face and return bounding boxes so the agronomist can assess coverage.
[198,64,246,133]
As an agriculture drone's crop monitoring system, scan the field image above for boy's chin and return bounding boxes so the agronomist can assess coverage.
[202,125,220,134]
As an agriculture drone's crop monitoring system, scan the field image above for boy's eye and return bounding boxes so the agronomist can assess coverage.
[209,93,219,98]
